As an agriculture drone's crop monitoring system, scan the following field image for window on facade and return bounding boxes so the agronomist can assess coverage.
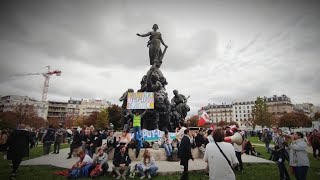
[240,114,242,117]
[236,115,238,117]
[248,110,250,113]
[239,110,241,113]
[235,111,237,113]
[244,114,246,117]
[239,107,241,109]
[240,119,242,121]
[235,107,237,109]
[236,119,238,121]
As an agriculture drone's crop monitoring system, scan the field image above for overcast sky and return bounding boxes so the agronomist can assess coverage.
[1,0,320,115]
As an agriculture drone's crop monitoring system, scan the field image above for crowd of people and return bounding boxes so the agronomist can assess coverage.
[0,122,319,180]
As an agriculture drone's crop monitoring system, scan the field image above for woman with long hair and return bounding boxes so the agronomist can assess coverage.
[137,149,158,179]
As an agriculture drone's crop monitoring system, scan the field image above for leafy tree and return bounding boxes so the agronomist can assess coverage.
[74,115,86,127]
[83,111,99,126]
[30,117,46,129]
[279,112,312,130]
[0,111,18,129]
[65,115,75,128]
[12,104,38,125]
[107,104,122,130]
[47,117,60,128]
[252,97,272,128]
[187,115,199,127]
[96,108,109,129]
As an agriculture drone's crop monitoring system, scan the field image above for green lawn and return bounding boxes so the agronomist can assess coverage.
[0,143,319,180]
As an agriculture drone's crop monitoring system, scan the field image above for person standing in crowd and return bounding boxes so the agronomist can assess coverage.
[128,110,147,148]
[178,129,193,180]
[308,129,320,159]
[0,129,8,157]
[206,129,214,144]
[105,130,117,154]
[67,129,82,159]
[269,145,290,180]
[204,127,239,180]
[6,124,33,179]
[263,129,272,153]
[91,130,102,157]
[90,147,109,178]
[233,130,244,173]
[161,130,173,160]
[175,122,187,145]
[195,130,206,154]
[112,145,131,179]
[53,124,64,154]
[82,128,93,157]
[288,132,310,180]
[41,125,56,155]
[137,149,159,179]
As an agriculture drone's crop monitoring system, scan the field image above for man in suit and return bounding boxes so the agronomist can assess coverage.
[178,129,193,180]
[7,124,33,179]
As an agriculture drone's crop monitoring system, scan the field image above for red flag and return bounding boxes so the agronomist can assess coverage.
[198,111,210,126]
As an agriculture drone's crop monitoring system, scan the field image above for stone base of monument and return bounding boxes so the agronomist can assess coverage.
[107,147,203,161]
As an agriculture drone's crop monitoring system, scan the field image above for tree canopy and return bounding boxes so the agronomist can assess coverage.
[278,112,312,130]
[252,97,272,128]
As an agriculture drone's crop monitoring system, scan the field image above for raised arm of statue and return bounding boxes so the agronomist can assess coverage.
[136,32,151,37]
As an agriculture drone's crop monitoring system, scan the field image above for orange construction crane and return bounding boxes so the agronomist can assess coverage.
[13,66,61,102]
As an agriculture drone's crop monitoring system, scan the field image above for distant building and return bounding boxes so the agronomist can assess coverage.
[264,95,293,119]
[198,94,295,129]
[67,98,82,118]
[200,103,233,123]
[0,95,48,120]
[294,103,320,118]
[232,101,255,128]
[80,99,111,116]
[47,101,68,123]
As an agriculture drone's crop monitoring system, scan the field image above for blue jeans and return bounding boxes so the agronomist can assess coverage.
[294,166,308,180]
[137,164,158,177]
[162,143,172,157]
[133,126,143,148]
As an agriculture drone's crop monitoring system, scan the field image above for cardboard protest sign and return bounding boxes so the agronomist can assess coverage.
[127,92,154,109]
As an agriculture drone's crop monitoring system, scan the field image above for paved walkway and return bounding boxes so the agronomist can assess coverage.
[21,148,273,173]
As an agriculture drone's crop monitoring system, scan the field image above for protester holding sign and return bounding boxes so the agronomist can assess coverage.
[128,110,148,148]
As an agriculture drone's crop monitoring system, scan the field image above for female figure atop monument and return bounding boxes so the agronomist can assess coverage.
[137,24,168,65]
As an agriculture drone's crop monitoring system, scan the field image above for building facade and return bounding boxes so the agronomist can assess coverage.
[0,95,48,120]
[201,103,233,124]
[80,99,111,116]
[232,101,255,128]
[264,95,293,119]
[47,101,68,122]
[294,103,320,118]
[67,98,82,118]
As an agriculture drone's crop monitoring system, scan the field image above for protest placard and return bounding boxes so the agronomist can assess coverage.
[127,92,154,109]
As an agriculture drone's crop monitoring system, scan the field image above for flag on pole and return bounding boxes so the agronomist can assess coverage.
[198,111,210,126]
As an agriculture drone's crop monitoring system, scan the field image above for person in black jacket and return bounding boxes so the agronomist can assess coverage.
[91,130,102,157]
[7,124,33,179]
[67,130,82,159]
[112,145,131,179]
[178,129,194,180]
[41,125,56,155]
